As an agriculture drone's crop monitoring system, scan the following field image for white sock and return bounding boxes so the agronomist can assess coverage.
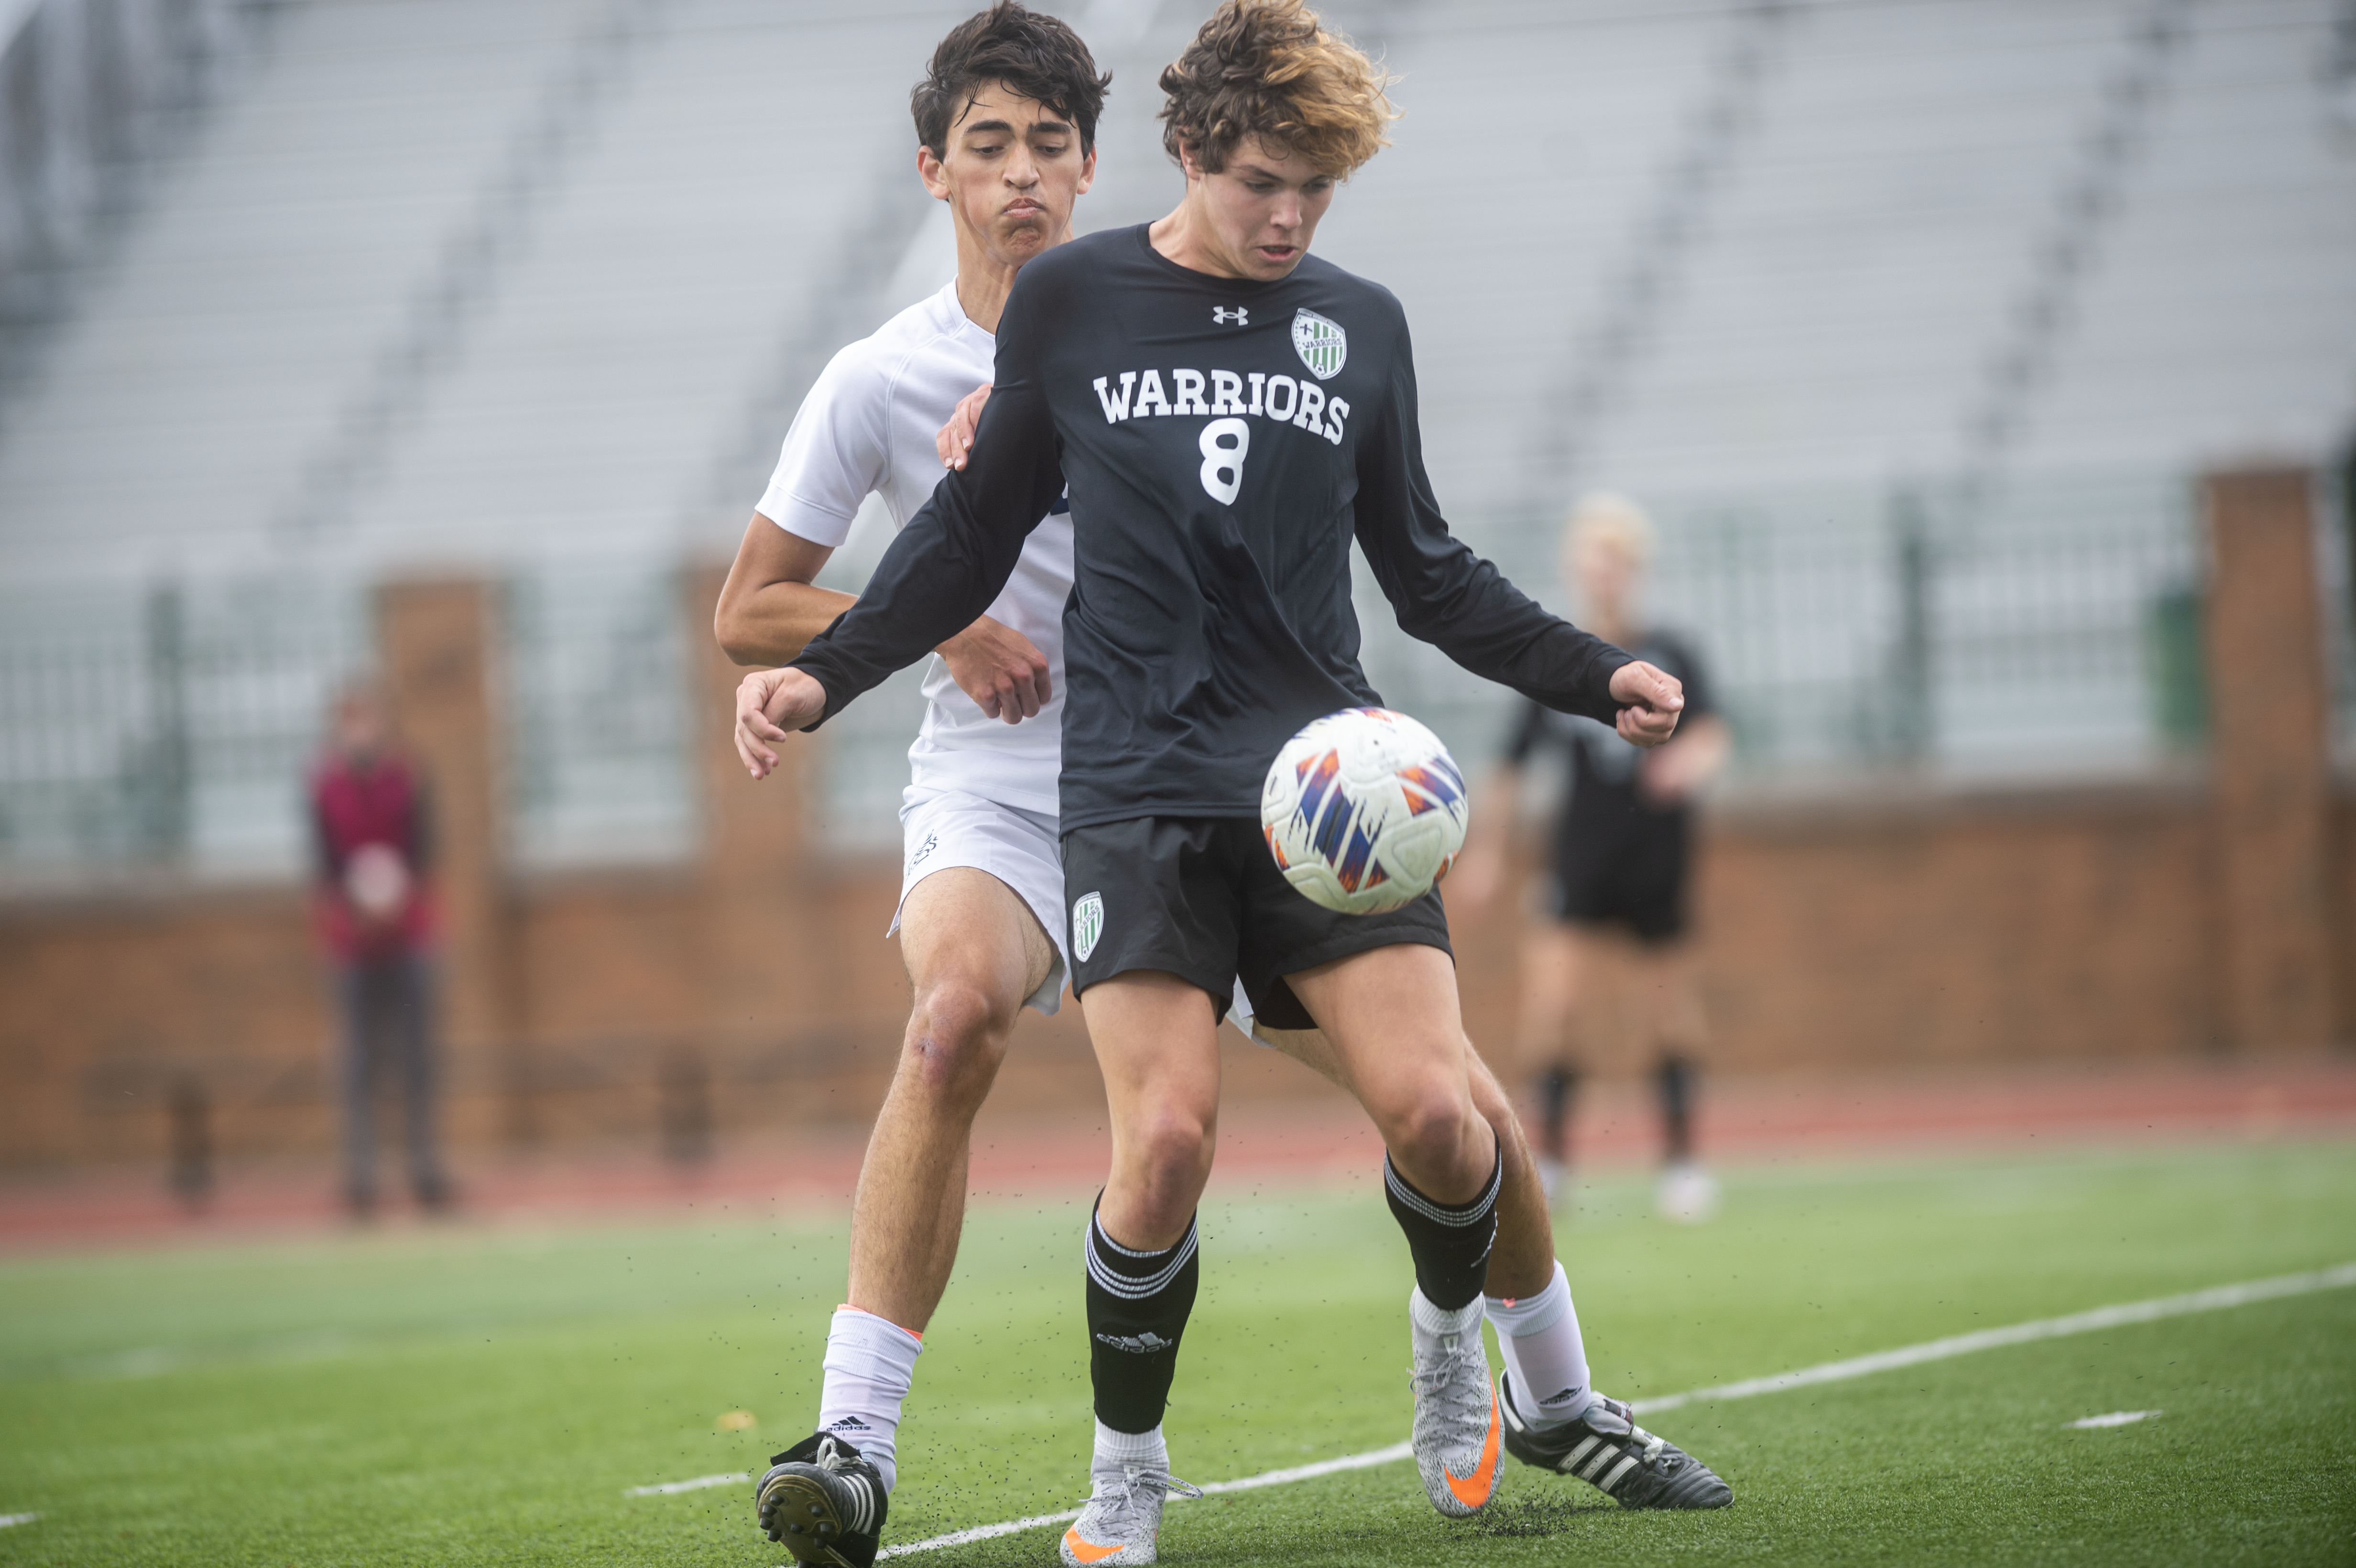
[1485,1261,1595,1427]
[817,1305,923,1493]
[1092,1418,1168,1477]
[1408,1286,1484,1340]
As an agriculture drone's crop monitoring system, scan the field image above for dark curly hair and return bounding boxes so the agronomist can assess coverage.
[1157,0,1396,176]
[912,3,1112,158]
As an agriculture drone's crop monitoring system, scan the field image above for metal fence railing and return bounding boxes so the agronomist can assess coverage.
[0,577,370,884]
[502,560,697,870]
[0,562,702,887]
[1354,466,2207,790]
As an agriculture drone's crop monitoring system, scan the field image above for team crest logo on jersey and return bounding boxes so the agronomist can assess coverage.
[1291,308,1346,380]
[1072,891,1105,963]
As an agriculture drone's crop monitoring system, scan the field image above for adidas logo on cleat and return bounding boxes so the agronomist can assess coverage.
[1092,1331,1173,1354]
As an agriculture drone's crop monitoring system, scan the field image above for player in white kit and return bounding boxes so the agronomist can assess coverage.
[714,9,1107,1565]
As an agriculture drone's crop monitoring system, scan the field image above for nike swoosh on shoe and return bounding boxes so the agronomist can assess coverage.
[1442,1385,1504,1509]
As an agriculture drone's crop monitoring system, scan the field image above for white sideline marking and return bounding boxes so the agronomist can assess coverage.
[1191,1440,1414,1497]
[877,1508,1082,1557]
[0,1514,39,1529]
[623,1471,748,1497]
[1634,1262,2356,1416]
[2069,1410,2160,1428]
[628,1260,2356,1561]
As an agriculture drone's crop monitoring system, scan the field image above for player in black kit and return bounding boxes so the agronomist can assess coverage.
[743,2,1731,1558]
[1455,494,1734,1223]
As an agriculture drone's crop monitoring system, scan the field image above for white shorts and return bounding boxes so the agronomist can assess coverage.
[890,787,1069,1014]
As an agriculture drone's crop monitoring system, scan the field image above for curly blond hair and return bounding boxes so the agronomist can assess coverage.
[1157,0,1397,177]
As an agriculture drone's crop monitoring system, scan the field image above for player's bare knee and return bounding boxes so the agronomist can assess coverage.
[1380,1077,1487,1185]
[1126,1107,1215,1212]
[904,977,1014,1102]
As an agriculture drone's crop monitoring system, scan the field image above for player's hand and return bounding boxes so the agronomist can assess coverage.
[734,667,827,779]
[1610,660,1684,748]
[936,381,993,470]
[939,614,1051,722]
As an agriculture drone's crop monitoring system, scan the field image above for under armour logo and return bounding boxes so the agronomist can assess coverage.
[1213,307,1248,325]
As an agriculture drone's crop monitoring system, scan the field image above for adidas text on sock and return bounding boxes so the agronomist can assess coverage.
[818,1305,922,1493]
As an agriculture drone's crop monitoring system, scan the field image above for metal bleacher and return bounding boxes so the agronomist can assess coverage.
[0,0,2351,880]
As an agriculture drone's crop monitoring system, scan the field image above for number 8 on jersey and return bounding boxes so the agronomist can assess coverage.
[1199,418,1249,505]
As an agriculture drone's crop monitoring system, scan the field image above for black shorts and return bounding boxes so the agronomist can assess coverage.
[1060,815,1453,1030]
[1549,812,1691,944]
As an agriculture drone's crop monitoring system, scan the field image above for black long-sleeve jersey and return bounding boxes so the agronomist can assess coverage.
[790,223,1634,832]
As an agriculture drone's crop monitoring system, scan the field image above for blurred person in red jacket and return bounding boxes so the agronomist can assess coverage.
[311,679,450,1216]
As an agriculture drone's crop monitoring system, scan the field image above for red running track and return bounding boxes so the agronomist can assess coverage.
[1,1052,2350,1254]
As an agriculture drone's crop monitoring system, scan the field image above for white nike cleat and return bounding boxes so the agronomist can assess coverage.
[1407,1290,1503,1517]
[1058,1463,1201,1566]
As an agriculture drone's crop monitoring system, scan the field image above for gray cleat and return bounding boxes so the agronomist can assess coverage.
[1059,1463,1203,1565]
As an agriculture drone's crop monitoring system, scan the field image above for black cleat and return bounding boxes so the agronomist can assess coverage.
[1499,1376,1733,1509]
[756,1431,889,1567]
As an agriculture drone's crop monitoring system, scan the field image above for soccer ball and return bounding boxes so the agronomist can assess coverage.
[1260,707,1470,915]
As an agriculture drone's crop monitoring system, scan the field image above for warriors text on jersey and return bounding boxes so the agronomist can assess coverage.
[791,224,1633,831]
[759,279,1071,816]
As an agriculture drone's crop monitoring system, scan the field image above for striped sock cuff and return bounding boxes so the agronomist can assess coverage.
[1383,1149,1503,1228]
[1085,1209,1200,1302]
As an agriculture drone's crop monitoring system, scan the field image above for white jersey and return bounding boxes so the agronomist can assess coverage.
[758,281,1071,816]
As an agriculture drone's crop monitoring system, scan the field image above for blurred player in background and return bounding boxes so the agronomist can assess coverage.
[744,4,1732,1560]
[309,678,449,1218]
[1453,494,1731,1222]
[714,7,1104,1564]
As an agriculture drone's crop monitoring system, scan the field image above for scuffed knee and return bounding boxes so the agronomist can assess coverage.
[902,976,1014,1107]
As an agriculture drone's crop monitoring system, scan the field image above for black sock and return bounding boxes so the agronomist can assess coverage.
[1537,1067,1576,1163]
[1382,1143,1501,1312]
[1658,1054,1696,1163]
[1084,1202,1199,1434]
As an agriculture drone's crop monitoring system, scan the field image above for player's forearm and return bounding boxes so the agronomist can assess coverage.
[715,578,857,666]
[1383,545,1631,723]
[788,378,1060,727]
[789,491,1031,725]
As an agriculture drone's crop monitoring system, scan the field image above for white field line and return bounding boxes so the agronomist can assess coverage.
[0,1514,39,1529]
[864,1446,1428,1558]
[1632,1261,2356,1416]
[620,1261,2355,1560]
[2069,1409,2160,1428]
[624,1472,749,1497]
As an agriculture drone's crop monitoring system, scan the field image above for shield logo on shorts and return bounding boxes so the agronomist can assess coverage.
[1072,891,1104,963]
[1291,308,1346,381]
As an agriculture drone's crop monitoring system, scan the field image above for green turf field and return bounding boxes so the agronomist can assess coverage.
[2,1140,2352,1567]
